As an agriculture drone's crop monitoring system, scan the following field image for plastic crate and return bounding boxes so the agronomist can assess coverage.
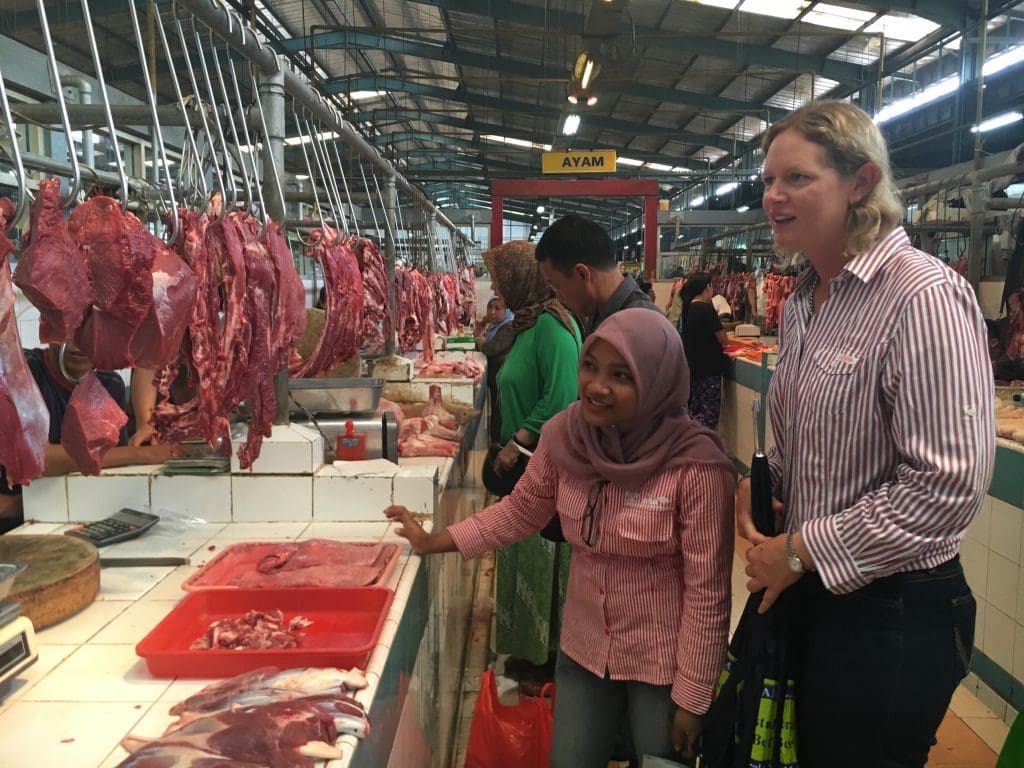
[136,586,393,678]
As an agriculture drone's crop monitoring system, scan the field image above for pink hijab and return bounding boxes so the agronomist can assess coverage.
[544,308,733,488]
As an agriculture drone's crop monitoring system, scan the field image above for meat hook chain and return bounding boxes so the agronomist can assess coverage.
[174,12,227,223]
[127,0,179,244]
[191,16,238,218]
[81,0,128,211]
[358,160,381,240]
[330,139,359,237]
[304,114,347,241]
[308,115,348,237]
[226,50,269,238]
[35,0,82,208]
[205,30,255,220]
[156,5,207,207]
[0,63,30,230]
[291,105,327,248]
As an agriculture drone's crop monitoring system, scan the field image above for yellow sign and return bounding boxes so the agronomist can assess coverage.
[542,149,616,174]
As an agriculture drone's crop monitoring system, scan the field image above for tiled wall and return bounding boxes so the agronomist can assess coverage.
[961,494,1024,718]
[23,460,441,525]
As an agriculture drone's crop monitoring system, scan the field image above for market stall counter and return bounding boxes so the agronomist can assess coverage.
[0,364,489,768]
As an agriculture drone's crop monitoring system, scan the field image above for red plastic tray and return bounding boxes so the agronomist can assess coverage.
[181,540,401,592]
[136,587,394,678]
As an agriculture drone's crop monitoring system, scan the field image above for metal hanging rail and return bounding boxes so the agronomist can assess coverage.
[172,0,471,246]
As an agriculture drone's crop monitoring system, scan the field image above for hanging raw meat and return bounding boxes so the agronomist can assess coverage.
[128,239,198,369]
[290,226,363,379]
[60,371,127,476]
[69,196,156,370]
[351,235,391,353]
[12,177,91,344]
[458,265,477,326]
[264,220,308,372]
[0,198,48,487]
[395,267,435,362]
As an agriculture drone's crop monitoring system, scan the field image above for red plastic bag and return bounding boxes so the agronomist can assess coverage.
[465,669,554,768]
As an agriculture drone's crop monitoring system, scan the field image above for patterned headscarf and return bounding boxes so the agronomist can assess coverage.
[545,308,733,488]
[484,240,576,337]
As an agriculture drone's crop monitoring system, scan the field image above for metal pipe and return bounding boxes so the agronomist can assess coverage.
[968,0,990,293]
[383,176,398,357]
[172,0,472,245]
[82,0,128,209]
[10,103,188,126]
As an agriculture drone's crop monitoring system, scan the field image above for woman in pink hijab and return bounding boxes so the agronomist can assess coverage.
[386,308,735,766]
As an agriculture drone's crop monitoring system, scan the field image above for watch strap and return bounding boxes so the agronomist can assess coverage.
[786,530,810,573]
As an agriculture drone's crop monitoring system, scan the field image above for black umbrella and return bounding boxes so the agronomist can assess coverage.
[698,400,798,768]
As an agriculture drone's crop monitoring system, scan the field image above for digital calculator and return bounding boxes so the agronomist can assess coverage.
[65,508,160,547]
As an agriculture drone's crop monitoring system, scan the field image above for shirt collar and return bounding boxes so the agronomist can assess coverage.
[591,274,640,328]
[843,227,910,284]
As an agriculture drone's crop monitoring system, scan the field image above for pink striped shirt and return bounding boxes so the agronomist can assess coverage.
[448,442,734,714]
[768,227,995,594]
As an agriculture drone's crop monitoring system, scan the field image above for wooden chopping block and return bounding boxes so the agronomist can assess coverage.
[0,535,100,630]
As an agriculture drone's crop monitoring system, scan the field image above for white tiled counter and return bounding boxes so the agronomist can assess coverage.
[0,442,478,768]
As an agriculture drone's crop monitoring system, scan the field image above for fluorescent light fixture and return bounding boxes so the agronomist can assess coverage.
[348,90,387,101]
[985,46,1024,77]
[481,134,552,151]
[617,157,645,167]
[567,94,578,105]
[537,205,545,213]
[562,114,581,136]
[295,174,310,181]
[672,166,693,174]
[144,159,176,167]
[586,95,598,106]
[971,111,1024,133]
[581,60,596,90]
[690,195,706,208]
[737,205,750,212]
[646,162,673,172]
[715,181,739,196]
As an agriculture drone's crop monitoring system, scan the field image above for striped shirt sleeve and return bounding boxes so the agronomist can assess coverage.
[803,278,996,592]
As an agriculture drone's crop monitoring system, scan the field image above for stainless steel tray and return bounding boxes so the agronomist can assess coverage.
[0,562,26,600]
[289,377,384,414]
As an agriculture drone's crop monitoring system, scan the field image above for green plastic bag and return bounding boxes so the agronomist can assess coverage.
[996,708,1024,768]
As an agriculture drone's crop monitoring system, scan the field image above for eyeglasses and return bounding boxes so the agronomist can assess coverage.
[581,481,608,547]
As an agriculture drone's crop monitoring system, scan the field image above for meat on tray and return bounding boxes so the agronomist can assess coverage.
[190,609,311,650]
[224,540,396,590]
[118,666,371,767]
[170,666,367,718]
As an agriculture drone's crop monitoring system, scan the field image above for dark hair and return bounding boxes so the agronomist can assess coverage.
[534,214,615,273]
[679,274,712,327]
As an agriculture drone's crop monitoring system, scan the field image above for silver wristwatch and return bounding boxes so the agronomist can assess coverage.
[785,531,810,573]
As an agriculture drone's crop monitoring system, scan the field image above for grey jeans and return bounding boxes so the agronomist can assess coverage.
[550,650,680,768]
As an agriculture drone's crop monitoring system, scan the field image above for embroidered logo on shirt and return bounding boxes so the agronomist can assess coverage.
[623,492,673,511]
[835,352,860,366]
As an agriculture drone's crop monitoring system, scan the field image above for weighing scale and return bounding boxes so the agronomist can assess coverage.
[0,600,38,700]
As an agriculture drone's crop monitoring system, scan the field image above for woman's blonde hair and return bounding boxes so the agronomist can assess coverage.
[762,100,904,261]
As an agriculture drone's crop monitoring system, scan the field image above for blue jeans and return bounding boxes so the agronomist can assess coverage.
[791,557,975,768]
[550,651,680,768]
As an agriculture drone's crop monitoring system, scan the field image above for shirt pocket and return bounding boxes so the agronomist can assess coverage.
[609,500,677,557]
[810,346,865,420]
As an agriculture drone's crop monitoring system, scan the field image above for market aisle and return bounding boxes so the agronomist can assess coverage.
[452,535,1006,767]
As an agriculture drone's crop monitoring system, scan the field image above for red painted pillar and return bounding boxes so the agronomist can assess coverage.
[490,194,504,250]
[643,194,658,278]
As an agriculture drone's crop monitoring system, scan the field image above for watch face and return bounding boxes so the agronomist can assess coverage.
[787,555,804,573]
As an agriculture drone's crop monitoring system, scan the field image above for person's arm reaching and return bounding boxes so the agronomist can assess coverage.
[129,367,159,446]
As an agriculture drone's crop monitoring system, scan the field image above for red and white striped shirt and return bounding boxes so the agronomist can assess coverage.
[768,227,995,594]
[448,442,734,714]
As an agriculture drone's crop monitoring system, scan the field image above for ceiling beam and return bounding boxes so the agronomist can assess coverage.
[326,75,734,150]
[279,28,780,118]
[408,0,865,86]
